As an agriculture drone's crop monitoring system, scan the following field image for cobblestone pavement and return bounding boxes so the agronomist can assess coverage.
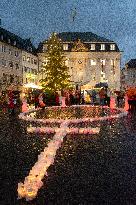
[0,111,136,205]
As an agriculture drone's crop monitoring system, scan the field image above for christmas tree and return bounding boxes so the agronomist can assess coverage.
[40,32,71,93]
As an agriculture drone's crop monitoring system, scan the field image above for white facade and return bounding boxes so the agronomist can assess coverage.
[22,51,38,85]
[0,40,22,91]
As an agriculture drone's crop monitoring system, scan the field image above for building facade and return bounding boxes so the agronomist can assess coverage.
[0,27,39,92]
[121,59,136,90]
[38,32,121,91]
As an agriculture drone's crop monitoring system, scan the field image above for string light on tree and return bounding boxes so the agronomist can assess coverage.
[40,32,71,93]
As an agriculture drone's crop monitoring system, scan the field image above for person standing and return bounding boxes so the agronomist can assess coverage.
[99,88,106,106]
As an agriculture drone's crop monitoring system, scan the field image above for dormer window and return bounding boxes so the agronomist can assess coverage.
[2,45,6,52]
[29,47,32,52]
[43,44,47,52]
[63,44,68,51]
[110,44,115,50]
[8,38,11,44]
[90,44,95,51]
[100,44,105,50]
[14,41,16,46]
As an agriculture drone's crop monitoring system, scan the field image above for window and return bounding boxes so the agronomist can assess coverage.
[3,73,7,82]
[29,47,33,52]
[9,49,12,55]
[110,44,115,50]
[24,67,27,72]
[34,59,37,65]
[27,57,30,62]
[90,59,96,65]
[100,44,105,50]
[8,38,11,44]
[9,61,13,68]
[100,59,106,65]
[10,75,14,83]
[111,59,115,66]
[1,35,3,40]
[100,71,106,81]
[15,63,19,69]
[63,44,68,50]
[15,51,19,57]
[31,58,34,64]
[65,59,68,66]
[14,41,16,46]
[43,58,48,65]
[90,44,95,50]
[43,44,47,52]
[1,59,6,66]
[2,45,6,52]
[23,55,26,61]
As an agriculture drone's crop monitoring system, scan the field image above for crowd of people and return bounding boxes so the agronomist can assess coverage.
[0,87,135,115]
[0,90,22,115]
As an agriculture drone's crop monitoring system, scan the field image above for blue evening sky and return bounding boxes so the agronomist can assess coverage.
[0,0,136,66]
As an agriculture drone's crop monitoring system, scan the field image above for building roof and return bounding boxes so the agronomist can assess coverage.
[37,31,120,52]
[126,59,136,68]
[57,32,112,42]
[0,26,37,54]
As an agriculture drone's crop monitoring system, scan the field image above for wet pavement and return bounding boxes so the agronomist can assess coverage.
[0,110,136,205]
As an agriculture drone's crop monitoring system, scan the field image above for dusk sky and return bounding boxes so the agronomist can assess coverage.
[0,0,136,66]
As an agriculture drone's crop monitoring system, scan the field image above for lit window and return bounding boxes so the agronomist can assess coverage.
[110,44,115,50]
[63,44,68,50]
[8,38,11,44]
[100,59,106,65]
[111,59,115,66]
[100,44,105,50]
[43,58,48,65]
[90,44,95,50]
[65,59,68,66]
[27,57,30,62]
[90,59,96,65]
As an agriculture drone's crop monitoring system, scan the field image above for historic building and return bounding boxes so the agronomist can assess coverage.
[37,32,121,91]
[22,39,38,85]
[121,59,136,90]
[0,27,38,92]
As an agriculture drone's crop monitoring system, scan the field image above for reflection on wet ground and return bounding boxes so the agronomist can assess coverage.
[0,110,136,205]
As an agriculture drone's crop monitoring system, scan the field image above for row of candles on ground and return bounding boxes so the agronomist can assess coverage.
[18,106,128,201]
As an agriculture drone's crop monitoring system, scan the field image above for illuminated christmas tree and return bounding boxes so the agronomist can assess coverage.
[40,32,71,93]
